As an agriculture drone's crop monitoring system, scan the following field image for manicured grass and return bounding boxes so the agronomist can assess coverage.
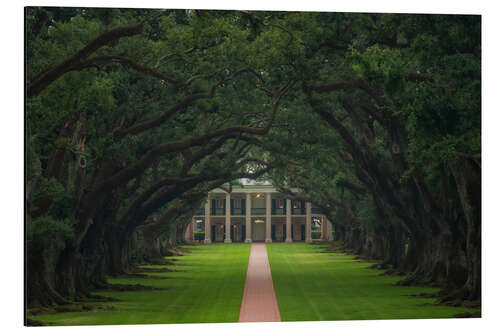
[267,242,476,321]
[30,243,251,326]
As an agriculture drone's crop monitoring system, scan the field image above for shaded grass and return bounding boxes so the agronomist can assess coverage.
[267,242,476,321]
[29,243,251,326]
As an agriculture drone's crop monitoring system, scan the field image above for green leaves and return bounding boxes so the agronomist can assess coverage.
[350,45,409,96]
[26,9,481,252]
[27,216,75,248]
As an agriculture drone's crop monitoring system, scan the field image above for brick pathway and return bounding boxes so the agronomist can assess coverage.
[238,243,281,322]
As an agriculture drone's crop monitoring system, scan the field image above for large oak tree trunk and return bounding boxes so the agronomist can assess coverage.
[449,157,481,301]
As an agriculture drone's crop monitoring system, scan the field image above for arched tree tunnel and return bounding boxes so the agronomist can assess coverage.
[25,8,481,309]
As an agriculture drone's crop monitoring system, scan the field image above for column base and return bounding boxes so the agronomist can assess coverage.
[285,238,293,243]
[265,239,272,243]
[305,239,312,243]
[224,239,232,243]
[244,239,252,243]
[204,239,212,244]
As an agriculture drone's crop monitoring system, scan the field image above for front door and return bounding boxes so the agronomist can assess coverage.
[253,222,265,241]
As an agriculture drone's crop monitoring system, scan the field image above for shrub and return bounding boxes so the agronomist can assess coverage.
[312,230,322,239]
[27,216,75,248]
[194,232,205,241]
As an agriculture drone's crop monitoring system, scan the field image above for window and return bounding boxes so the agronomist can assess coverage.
[233,199,241,209]
[293,200,302,209]
[216,199,224,209]
[278,199,284,209]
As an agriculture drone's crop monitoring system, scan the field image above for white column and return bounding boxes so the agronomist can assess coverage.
[265,193,272,242]
[306,202,312,243]
[225,192,232,243]
[285,198,292,242]
[204,196,211,244]
[326,217,333,241]
[245,193,252,243]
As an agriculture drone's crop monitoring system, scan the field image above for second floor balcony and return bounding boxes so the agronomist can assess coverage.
[251,207,266,215]
[311,207,322,214]
[193,202,324,217]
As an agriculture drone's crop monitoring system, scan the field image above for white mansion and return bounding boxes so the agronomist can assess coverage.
[184,184,333,243]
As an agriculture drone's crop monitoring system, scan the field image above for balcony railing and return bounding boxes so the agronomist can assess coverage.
[212,208,225,216]
[272,208,286,215]
[311,207,322,214]
[198,206,321,216]
[251,208,266,215]
[231,208,245,216]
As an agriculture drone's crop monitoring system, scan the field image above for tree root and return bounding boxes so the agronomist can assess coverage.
[409,292,438,298]
[26,303,117,317]
[135,257,177,266]
[120,273,169,279]
[368,263,390,270]
[378,268,406,277]
[26,318,47,326]
[74,294,119,302]
[98,283,167,291]
[434,288,481,308]
[134,267,173,273]
[453,311,481,318]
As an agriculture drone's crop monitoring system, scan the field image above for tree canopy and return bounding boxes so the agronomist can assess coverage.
[25,7,481,308]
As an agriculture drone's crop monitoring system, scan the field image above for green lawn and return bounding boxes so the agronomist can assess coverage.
[30,243,251,326]
[267,242,476,321]
[30,242,477,326]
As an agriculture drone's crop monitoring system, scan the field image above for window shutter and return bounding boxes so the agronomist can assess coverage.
[242,198,246,214]
[211,199,216,215]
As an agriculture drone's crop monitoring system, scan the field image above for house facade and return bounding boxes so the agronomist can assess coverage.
[184,184,333,243]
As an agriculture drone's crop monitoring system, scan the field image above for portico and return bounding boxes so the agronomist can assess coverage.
[187,184,332,243]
